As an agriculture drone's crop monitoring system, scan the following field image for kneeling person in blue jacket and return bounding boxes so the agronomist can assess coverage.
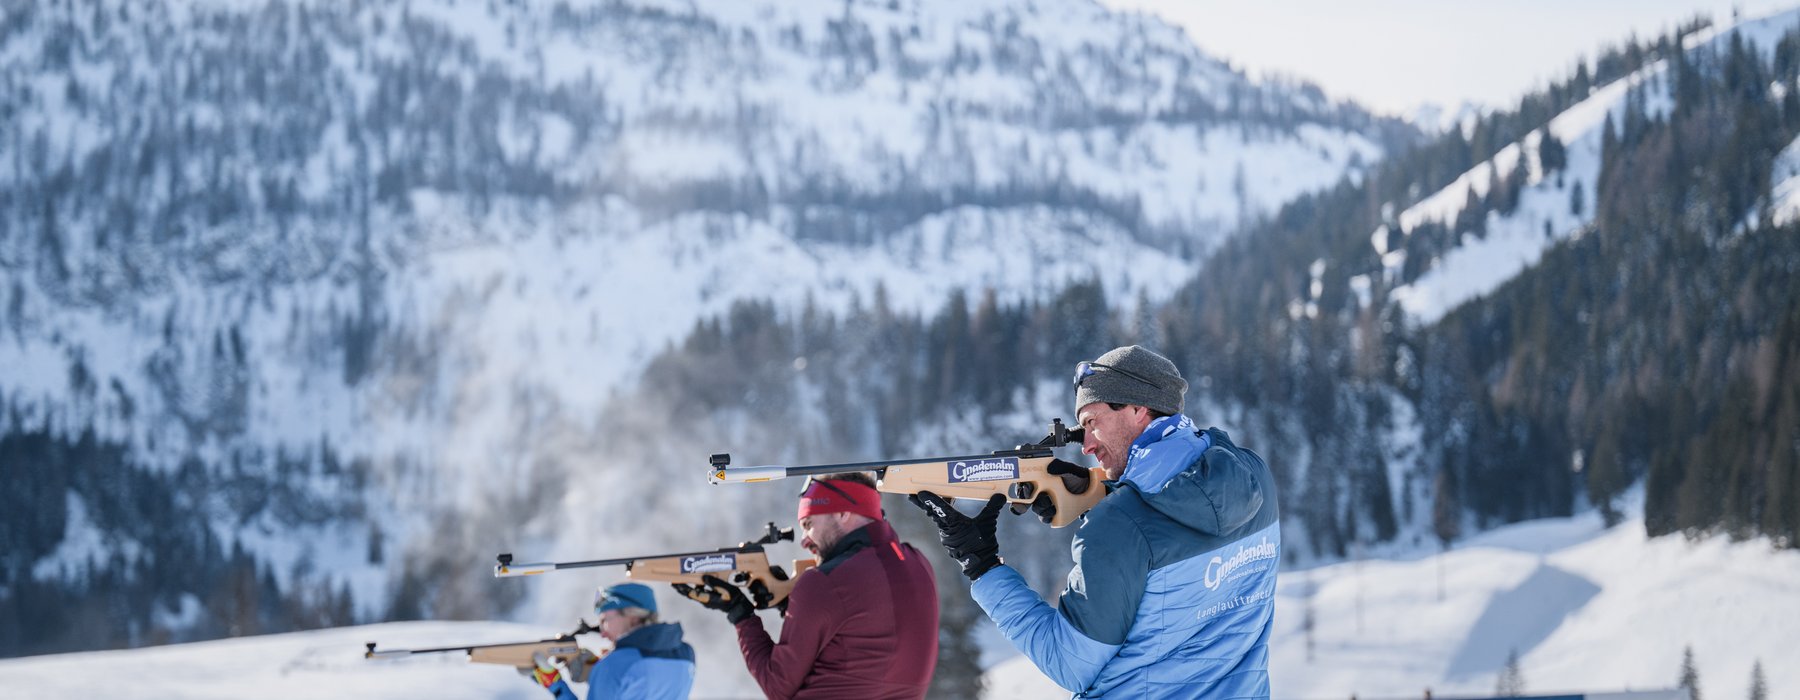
[528,582,696,700]
[912,345,1281,699]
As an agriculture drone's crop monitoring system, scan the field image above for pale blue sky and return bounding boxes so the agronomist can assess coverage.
[1100,0,1800,115]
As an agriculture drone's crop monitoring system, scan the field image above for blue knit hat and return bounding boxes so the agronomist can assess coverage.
[595,582,658,615]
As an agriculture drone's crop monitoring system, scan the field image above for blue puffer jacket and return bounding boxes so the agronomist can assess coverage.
[972,416,1280,699]
[548,622,695,700]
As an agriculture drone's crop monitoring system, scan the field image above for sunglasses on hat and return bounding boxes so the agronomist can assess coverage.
[1072,360,1159,389]
[798,476,863,503]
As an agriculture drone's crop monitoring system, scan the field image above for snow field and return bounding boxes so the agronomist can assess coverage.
[986,509,1798,700]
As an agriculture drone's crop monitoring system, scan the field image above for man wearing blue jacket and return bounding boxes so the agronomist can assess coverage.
[527,582,695,700]
[912,345,1280,698]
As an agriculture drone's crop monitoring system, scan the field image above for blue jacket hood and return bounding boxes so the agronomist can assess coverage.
[1122,417,1270,535]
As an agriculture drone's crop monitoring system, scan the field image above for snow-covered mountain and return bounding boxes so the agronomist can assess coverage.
[9,1,1800,698]
[1163,6,1800,576]
[1382,11,1800,325]
[0,0,1409,677]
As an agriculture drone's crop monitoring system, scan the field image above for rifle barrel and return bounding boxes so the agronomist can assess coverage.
[707,464,795,484]
[496,555,639,577]
[367,637,555,657]
[709,449,1054,484]
[366,644,478,657]
[496,545,771,578]
[367,621,593,659]
[367,629,583,651]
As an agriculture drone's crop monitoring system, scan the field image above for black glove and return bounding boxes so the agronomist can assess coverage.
[672,574,755,624]
[747,567,791,615]
[1028,458,1096,524]
[908,491,1004,581]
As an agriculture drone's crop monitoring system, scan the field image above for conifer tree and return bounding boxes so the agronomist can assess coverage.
[1432,466,1461,600]
[1537,125,1568,173]
[1680,645,1704,700]
[1496,648,1526,696]
[1302,580,1317,662]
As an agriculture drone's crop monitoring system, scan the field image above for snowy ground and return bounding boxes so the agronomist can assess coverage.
[0,621,567,700]
[0,619,765,700]
[4,510,1793,700]
[986,510,1797,700]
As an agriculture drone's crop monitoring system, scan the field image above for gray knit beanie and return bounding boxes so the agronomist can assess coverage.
[1073,345,1187,416]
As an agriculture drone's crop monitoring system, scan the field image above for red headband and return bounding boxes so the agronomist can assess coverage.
[797,478,883,522]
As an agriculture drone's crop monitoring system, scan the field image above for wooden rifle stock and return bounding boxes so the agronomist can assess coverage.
[622,550,817,607]
[877,455,1104,528]
[495,523,815,609]
[365,621,601,682]
[709,419,1106,527]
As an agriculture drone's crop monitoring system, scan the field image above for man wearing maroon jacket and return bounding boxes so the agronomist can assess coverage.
[673,472,938,699]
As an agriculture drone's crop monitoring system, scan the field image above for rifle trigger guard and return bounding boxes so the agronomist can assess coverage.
[1009,482,1036,501]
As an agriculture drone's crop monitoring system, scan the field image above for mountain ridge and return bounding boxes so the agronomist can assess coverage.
[0,0,1408,675]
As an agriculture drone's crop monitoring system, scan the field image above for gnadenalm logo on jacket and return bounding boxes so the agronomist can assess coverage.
[1202,537,1278,591]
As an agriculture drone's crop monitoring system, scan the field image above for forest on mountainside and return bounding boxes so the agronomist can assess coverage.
[634,16,1800,571]
[3,0,1406,661]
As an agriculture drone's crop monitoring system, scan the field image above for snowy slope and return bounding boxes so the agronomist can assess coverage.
[1383,8,1800,325]
[984,507,1797,700]
[1768,131,1800,225]
[1384,74,1625,324]
[0,621,624,700]
[3,511,1788,700]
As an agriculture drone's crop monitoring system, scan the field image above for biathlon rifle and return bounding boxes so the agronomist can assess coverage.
[707,418,1105,528]
[494,522,816,609]
[364,620,601,681]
